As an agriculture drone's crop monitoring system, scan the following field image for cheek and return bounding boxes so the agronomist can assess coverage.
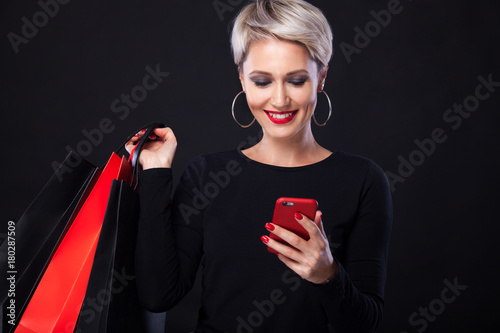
[245,90,267,109]
[245,95,257,110]
[296,90,317,109]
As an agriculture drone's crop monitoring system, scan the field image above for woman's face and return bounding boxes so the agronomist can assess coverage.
[239,38,326,140]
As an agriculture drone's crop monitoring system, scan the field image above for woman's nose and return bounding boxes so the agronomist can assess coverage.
[271,84,290,109]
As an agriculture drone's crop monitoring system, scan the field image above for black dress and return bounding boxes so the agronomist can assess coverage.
[135,148,393,333]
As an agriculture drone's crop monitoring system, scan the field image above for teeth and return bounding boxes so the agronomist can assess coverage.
[268,112,293,119]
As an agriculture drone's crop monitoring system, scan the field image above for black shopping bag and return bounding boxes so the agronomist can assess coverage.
[76,123,164,332]
[75,179,145,332]
[0,152,99,332]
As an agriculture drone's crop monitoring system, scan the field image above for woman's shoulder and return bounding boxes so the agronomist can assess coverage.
[329,150,380,169]
[328,150,387,182]
[183,149,242,172]
[190,149,240,163]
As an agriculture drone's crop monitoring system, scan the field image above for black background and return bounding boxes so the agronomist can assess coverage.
[1,0,499,332]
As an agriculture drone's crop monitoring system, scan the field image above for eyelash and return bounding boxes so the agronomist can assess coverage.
[252,79,307,87]
[253,81,270,87]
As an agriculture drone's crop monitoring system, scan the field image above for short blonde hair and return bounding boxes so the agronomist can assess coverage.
[230,0,333,73]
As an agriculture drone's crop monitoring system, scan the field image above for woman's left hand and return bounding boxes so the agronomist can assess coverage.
[262,211,338,285]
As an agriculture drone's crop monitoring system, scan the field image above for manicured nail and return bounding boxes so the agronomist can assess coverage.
[265,223,275,231]
[294,212,303,220]
[149,134,157,140]
[261,235,269,244]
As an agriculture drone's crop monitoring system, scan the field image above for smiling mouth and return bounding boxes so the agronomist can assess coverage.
[267,112,294,119]
[264,110,298,124]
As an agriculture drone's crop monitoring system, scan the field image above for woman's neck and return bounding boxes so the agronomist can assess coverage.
[243,127,331,167]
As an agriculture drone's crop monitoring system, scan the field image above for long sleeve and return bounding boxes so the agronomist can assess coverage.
[314,161,393,332]
[135,165,205,312]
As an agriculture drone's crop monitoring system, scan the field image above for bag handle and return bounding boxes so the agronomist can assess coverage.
[113,121,166,187]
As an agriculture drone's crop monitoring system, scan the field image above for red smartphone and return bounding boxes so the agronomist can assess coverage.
[267,197,318,254]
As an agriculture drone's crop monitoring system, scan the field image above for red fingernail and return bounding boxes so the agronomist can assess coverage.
[149,134,157,140]
[261,235,269,244]
[140,129,146,133]
[294,212,303,220]
[265,223,274,231]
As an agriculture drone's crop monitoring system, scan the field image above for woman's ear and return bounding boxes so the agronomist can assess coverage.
[239,67,246,92]
[318,65,329,92]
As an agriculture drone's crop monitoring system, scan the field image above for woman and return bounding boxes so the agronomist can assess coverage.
[127,0,392,332]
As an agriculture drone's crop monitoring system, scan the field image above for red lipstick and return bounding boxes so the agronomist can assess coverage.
[264,110,298,124]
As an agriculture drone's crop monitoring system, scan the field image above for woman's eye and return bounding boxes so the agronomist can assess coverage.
[250,76,307,87]
[289,78,307,86]
[253,81,271,87]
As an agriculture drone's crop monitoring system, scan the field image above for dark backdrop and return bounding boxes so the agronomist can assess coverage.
[1,0,499,332]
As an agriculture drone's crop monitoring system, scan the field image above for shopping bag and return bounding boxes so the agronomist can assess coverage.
[75,179,143,332]
[0,152,100,333]
[75,123,163,332]
[14,152,129,333]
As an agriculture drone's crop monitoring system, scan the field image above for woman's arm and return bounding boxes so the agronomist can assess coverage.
[264,160,392,332]
[134,166,204,312]
[316,161,393,332]
[127,127,205,312]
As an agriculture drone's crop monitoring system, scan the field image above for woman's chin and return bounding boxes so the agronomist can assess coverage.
[261,126,304,141]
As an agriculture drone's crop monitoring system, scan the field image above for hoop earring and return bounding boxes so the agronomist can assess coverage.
[232,91,255,128]
[313,90,332,127]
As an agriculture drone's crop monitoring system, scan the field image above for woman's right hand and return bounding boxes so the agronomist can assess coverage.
[125,127,177,169]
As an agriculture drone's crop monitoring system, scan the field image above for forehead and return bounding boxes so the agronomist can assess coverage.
[242,38,317,74]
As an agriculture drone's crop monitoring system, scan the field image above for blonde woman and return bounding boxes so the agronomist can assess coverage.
[128,0,392,332]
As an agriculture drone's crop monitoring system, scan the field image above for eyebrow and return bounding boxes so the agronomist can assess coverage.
[248,69,309,76]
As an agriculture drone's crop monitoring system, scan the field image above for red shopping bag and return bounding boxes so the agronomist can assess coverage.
[15,152,131,333]
[0,152,99,333]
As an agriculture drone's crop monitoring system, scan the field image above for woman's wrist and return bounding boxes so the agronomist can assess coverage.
[320,260,339,285]
[142,161,172,170]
